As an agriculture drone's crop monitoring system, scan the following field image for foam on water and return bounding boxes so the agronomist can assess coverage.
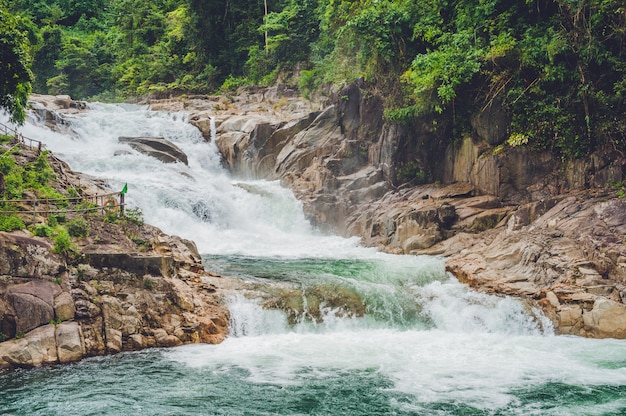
[1,104,625,415]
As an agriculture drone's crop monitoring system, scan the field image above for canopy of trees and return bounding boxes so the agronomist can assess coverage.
[3,0,625,156]
[0,1,33,124]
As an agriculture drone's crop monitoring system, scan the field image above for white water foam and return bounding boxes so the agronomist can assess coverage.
[7,104,365,257]
[4,103,626,413]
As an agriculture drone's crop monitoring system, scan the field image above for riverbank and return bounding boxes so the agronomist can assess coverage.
[0,122,230,368]
[143,84,626,339]
[3,88,625,370]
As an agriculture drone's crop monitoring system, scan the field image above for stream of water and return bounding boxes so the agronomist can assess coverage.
[1,104,626,415]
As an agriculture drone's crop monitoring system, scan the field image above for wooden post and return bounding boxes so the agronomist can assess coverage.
[120,193,125,217]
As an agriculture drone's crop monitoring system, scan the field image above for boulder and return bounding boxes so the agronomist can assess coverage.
[54,291,75,321]
[583,298,626,338]
[118,136,188,165]
[0,325,58,368]
[153,328,182,347]
[55,321,85,363]
[7,280,61,333]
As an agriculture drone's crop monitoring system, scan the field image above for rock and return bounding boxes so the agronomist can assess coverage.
[84,252,176,278]
[0,232,63,278]
[0,325,58,368]
[582,298,626,338]
[8,285,56,334]
[54,292,75,321]
[54,95,72,109]
[118,136,189,165]
[55,322,85,363]
[127,333,147,349]
[153,328,182,347]
[546,291,560,308]
[262,284,365,325]
[105,328,123,353]
[470,101,510,145]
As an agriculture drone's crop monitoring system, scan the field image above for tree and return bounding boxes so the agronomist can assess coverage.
[0,3,33,124]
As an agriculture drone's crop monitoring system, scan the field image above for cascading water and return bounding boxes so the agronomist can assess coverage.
[1,104,626,415]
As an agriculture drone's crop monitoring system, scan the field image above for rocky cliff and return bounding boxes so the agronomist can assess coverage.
[147,82,626,339]
[0,136,229,368]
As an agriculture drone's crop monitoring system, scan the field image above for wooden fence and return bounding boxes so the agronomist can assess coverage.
[1,121,45,153]
[1,121,125,219]
[0,192,125,220]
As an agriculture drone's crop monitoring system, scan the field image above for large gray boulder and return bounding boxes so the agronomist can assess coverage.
[118,136,188,165]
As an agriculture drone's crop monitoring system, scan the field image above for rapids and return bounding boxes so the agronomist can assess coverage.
[1,104,625,415]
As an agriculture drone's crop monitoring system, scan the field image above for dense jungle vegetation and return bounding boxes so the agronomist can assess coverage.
[1,0,625,157]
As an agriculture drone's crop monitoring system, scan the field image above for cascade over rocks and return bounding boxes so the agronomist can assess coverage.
[155,83,626,339]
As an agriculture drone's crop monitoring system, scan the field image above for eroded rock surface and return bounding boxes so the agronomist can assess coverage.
[152,83,626,339]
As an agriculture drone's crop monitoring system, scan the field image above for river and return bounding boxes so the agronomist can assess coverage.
[1,104,626,415]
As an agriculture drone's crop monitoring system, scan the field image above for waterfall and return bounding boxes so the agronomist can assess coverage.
[2,103,625,415]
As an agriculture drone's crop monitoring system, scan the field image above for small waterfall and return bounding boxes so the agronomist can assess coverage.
[227,295,289,337]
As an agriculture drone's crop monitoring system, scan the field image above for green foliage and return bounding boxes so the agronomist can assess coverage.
[124,207,144,227]
[606,179,626,199]
[0,331,6,342]
[396,161,427,185]
[52,227,72,255]
[399,0,626,158]
[50,213,65,224]
[0,213,25,231]
[67,217,89,237]
[9,0,626,160]
[220,75,249,93]
[33,223,52,236]
[143,278,154,290]
[104,211,118,223]
[0,3,33,124]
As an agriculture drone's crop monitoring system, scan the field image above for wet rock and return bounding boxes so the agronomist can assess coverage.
[263,284,365,325]
[153,328,182,347]
[583,298,626,338]
[118,136,189,165]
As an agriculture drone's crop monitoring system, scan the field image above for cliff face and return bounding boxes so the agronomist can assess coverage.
[157,83,626,339]
[0,138,229,369]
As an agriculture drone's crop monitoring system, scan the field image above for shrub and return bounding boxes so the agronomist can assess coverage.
[143,278,154,290]
[0,214,25,231]
[33,223,53,237]
[124,207,144,227]
[53,229,72,255]
[396,161,427,185]
[67,218,89,237]
[104,212,118,223]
